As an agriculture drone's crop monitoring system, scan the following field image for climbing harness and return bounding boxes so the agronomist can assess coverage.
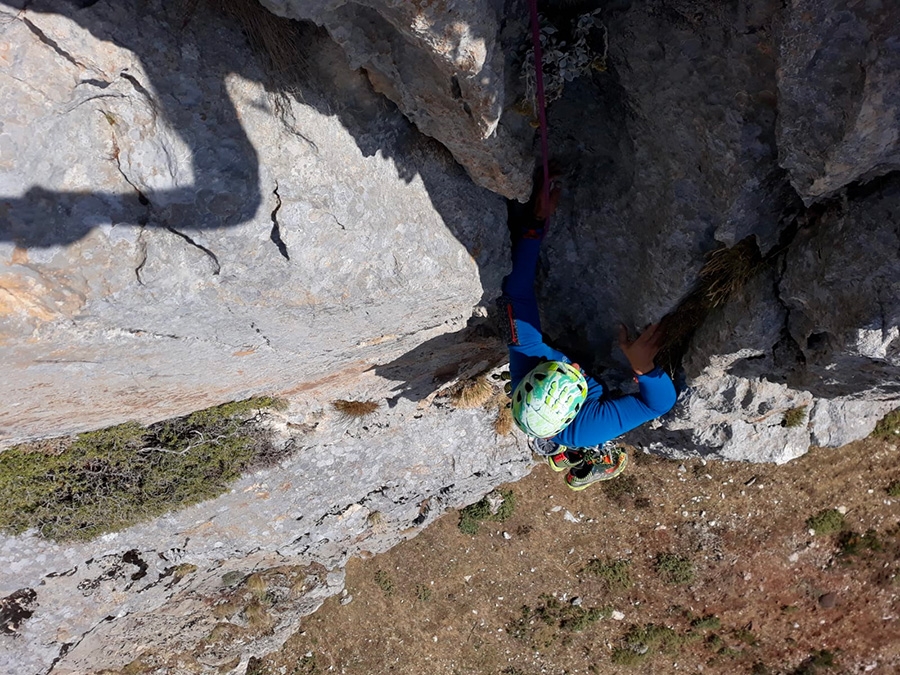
[527,0,552,224]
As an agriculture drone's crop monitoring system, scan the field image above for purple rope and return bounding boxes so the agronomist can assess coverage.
[528,0,551,224]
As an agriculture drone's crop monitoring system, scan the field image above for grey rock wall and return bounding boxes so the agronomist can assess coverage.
[259,0,534,201]
[0,0,508,445]
[777,0,900,203]
[0,389,532,674]
[509,0,900,463]
[2,0,900,671]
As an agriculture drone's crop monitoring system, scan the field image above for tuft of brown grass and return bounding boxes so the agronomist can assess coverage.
[655,236,762,375]
[451,377,494,409]
[494,402,514,435]
[246,573,268,602]
[700,238,762,309]
[244,600,272,630]
[332,399,380,417]
[782,405,807,428]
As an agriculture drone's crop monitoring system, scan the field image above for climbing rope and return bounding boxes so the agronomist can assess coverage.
[527,0,552,223]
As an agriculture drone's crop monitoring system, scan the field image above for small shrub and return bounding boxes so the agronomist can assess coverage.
[690,615,721,630]
[886,481,900,497]
[246,573,268,602]
[790,650,836,674]
[415,584,432,603]
[374,569,393,596]
[602,472,639,500]
[782,406,807,428]
[872,408,900,438]
[508,594,610,647]
[332,399,379,417]
[805,509,844,535]
[451,376,494,409]
[458,489,515,535]
[0,397,283,541]
[584,558,633,590]
[173,563,198,581]
[837,529,882,557]
[733,627,758,646]
[243,599,271,630]
[655,553,694,585]
[612,622,685,665]
[494,402,514,435]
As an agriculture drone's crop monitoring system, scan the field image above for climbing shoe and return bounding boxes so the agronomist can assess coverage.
[565,443,628,491]
[547,449,584,472]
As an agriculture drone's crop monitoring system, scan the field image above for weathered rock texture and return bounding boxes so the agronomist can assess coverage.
[0,0,508,444]
[259,0,534,200]
[519,0,900,464]
[2,0,900,672]
[0,391,532,674]
[777,0,900,203]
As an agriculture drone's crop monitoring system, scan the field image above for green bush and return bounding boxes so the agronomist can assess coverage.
[611,623,685,665]
[690,615,721,630]
[655,553,695,584]
[458,489,515,535]
[872,408,900,438]
[584,557,633,590]
[0,397,283,540]
[805,509,844,536]
[782,406,807,428]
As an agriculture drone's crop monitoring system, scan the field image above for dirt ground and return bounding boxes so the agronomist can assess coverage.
[254,436,900,675]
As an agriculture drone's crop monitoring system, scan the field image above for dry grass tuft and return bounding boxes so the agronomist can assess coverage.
[332,399,380,417]
[493,401,514,435]
[655,236,762,374]
[451,377,494,409]
[700,238,762,309]
[244,599,272,630]
[246,573,268,601]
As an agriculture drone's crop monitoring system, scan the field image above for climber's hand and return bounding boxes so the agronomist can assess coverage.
[618,322,663,375]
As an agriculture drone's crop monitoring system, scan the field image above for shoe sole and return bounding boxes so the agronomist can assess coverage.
[565,452,628,490]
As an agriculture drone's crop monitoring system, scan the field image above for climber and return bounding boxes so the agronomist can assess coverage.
[498,172,677,490]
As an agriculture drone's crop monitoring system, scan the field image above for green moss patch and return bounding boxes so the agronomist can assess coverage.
[458,489,516,535]
[0,397,285,541]
[872,408,900,439]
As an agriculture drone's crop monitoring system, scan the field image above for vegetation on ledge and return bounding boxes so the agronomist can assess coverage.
[0,397,286,541]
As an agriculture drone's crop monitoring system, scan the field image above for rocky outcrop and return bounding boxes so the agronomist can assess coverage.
[518,0,900,463]
[0,0,509,445]
[259,0,534,200]
[777,0,900,203]
[2,0,900,672]
[0,390,532,674]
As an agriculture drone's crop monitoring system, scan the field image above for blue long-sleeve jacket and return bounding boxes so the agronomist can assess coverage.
[501,234,676,448]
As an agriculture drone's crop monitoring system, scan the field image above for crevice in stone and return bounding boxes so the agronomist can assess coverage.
[125,328,180,340]
[20,16,87,68]
[134,226,148,285]
[119,70,159,120]
[47,614,119,674]
[269,181,290,260]
[164,226,222,275]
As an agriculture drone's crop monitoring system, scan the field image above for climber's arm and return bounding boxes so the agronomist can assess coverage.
[552,367,677,447]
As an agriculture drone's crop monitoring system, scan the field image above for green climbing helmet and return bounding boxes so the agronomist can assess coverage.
[511,361,588,438]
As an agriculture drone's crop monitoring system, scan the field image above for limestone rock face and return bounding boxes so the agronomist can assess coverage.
[2,0,900,671]
[777,0,900,203]
[259,0,533,200]
[0,0,507,444]
[505,0,900,463]
[0,395,532,674]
